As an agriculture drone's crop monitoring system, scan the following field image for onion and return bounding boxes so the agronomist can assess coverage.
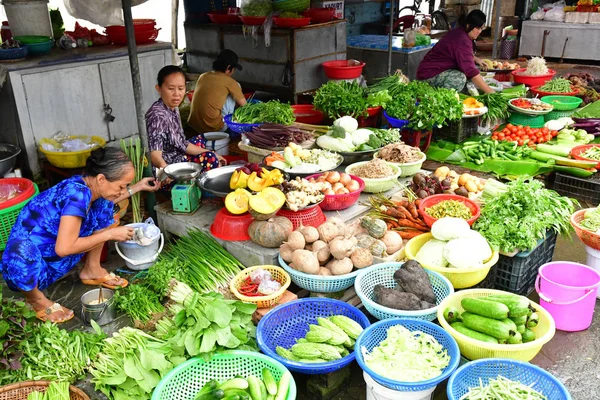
[326,171,341,184]
[324,188,335,195]
[339,173,351,185]
[346,180,360,192]
[332,182,344,192]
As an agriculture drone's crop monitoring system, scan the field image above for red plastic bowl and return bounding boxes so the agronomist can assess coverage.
[210,208,253,241]
[291,105,325,124]
[511,68,556,87]
[570,144,600,169]
[305,174,365,211]
[273,17,311,28]
[322,60,365,80]
[304,8,336,23]
[107,28,159,45]
[0,178,35,210]
[240,16,266,26]
[418,194,481,227]
[208,12,241,24]
[530,85,578,98]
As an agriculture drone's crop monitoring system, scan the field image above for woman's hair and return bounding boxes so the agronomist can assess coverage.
[459,10,487,33]
[85,147,133,181]
[157,65,185,86]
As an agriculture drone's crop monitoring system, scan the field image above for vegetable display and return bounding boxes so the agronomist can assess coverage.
[425,200,472,220]
[193,369,291,400]
[573,100,600,119]
[248,216,293,248]
[522,57,549,76]
[120,137,144,223]
[538,78,573,93]
[491,125,558,146]
[432,168,486,199]
[462,376,549,400]
[376,143,423,164]
[374,260,437,311]
[313,81,369,119]
[308,171,362,196]
[233,101,295,125]
[265,143,342,174]
[510,98,552,112]
[245,124,312,148]
[351,158,394,179]
[229,163,285,193]
[580,207,600,233]
[316,116,383,153]
[479,59,520,71]
[281,178,325,211]
[237,268,283,296]
[566,72,600,105]
[362,324,450,382]
[367,71,409,98]
[367,194,430,240]
[461,86,527,123]
[240,0,273,17]
[0,293,36,383]
[114,283,165,324]
[275,315,362,363]
[27,381,71,400]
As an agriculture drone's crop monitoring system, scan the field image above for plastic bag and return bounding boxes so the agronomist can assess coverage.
[250,268,272,284]
[0,184,21,204]
[258,279,282,295]
[403,29,416,48]
[531,8,546,20]
[63,0,149,27]
[544,6,565,21]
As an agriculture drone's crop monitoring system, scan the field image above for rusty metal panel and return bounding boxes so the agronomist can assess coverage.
[294,23,346,61]
[185,25,221,54]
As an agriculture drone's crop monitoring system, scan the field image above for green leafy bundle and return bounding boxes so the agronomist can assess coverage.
[114,283,165,324]
[474,178,578,253]
[313,81,369,119]
[0,294,36,381]
[233,100,295,125]
[367,71,409,97]
[27,381,70,400]
[240,0,272,16]
[120,137,144,223]
[368,128,401,146]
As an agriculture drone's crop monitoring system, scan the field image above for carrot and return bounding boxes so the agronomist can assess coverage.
[382,206,404,218]
[394,200,409,209]
[395,206,413,220]
[395,219,429,230]
[414,198,422,207]
[395,230,425,240]
[407,202,419,219]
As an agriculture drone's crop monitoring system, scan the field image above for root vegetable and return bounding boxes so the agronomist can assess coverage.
[326,171,341,184]
[434,166,450,180]
[381,231,403,255]
[326,258,353,275]
[356,233,377,249]
[324,189,335,195]
[332,182,344,192]
[465,180,478,193]
[318,267,332,276]
[312,240,328,252]
[394,260,436,304]
[280,243,294,262]
[346,180,360,192]
[298,225,319,243]
[350,248,373,269]
[329,238,355,260]
[312,240,331,264]
[327,217,347,237]
[339,173,351,186]
[318,221,343,243]
[289,263,297,270]
[286,231,306,251]
[374,285,422,311]
[292,249,319,274]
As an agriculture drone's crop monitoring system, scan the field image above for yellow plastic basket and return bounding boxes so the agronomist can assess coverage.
[39,136,106,168]
[230,265,291,308]
[437,289,556,361]
[405,233,499,289]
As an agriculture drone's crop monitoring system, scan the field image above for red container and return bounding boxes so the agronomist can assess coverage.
[577,4,599,11]
[418,194,481,227]
[0,178,35,210]
[400,129,432,152]
[291,105,325,124]
[208,11,241,24]
[322,60,365,80]
[107,28,159,45]
[106,19,156,33]
[530,85,578,98]
[303,8,336,23]
[570,144,600,169]
[210,208,253,241]
[305,174,365,211]
[240,16,266,26]
[273,17,311,28]
[244,92,255,100]
[511,68,556,87]
[357,107,382,128]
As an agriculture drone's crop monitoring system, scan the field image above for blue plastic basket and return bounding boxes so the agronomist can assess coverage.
[224,114,260,134]
[279,254,364,293]
[447,358,572,400]
[354,262,454,321]
[256,298,371,374]
[355,318,460,392]
[384,111,410,129]
[0,46,27,61]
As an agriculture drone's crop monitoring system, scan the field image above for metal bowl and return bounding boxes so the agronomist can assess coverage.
[0,144,21,177]
[262,153,344,179]
[164,162,202,181]
[336,149,379,165]
[196,165,290,198]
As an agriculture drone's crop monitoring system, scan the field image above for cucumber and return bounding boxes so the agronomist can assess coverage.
[267,396,275,400]
[247,375,262,400]
[195,389,225,400]
[527,312,539,328]
[498,339,507,344]
[484,295,530,318]
[507,331,523,344]
[501,318,517,332]
[275,371,291,400]
[462,312,515,340]
[443,307,461,324]
[461,298,509,320]
[522,329,536,343]
[199,381,219,395]
[262,369,277,396]
[510,315,528,326]
[451,322,498,344]
[219,378,249,391]
[224,389,251,399]
[223,396,241,400]
[517,324,526,334]
[258,379,267,400]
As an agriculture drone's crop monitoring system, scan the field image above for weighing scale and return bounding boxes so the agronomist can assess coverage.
[162,162,202,214]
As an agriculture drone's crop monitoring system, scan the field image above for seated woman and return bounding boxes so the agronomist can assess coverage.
[417,10,494,94]
[0,148,160,323]
[146,65,227,180]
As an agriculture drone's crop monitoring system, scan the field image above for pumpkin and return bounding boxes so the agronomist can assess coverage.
[248,216,293,248]
[249,187,286,220]
[225,189,252,215]
[361,216,387,239]
[247,172,268,192]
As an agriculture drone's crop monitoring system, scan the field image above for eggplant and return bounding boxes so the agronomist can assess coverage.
[573,118,600,123]
[571,123,600,133]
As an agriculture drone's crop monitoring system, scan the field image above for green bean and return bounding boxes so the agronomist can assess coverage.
[538,78,573,93]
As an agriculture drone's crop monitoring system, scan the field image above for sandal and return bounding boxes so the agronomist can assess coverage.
[35,303,74,323]
[81,273,128,289]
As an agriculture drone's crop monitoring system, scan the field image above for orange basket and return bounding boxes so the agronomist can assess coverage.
[230,265,291,308]
[571,209,600,250]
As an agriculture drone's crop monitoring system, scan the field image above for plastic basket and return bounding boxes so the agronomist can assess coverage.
[447,359,571,400]
[0,183,39,251]
[273,0,310,12]
[291,105,325,125]
[355,319,460,391]
[230,265,291,308]
[24,40,53,55]
[489,231,557,296]
[256,298,371,374]
[273,17,311,28]
[400,128,433,152]
[570,144,600,169]
[540,95,583,111]
[152,351,296,400]
[433,118,479,143]
[383,111,410,129]
[224,114,260,134]
[322,60,365,80]
[279,254,364,293]
[0,380,90,400]
[345,162,401,193]
[437,289,556,361]
[571,208,600,251]
[544,109,577,121]
[530,85,578,98]
[508,112,545,128]
[305,174,365,211]
[418,194,481,227]
[405,233,499,289]
[354,262,454,321]
[373,152,426,178]
[0,178,35,210]
[551,172,600,204]
[0,46,27,61]
[39,136,106,168]
[276,206,325,230]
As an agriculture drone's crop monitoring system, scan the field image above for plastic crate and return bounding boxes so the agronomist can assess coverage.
[489,231,558,296]
[552,172,600,205]
[544,109,577,122]
[0,183,39,251]
[433,118,479,143]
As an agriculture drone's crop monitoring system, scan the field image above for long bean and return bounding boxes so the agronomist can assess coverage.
[538,78,573,93]
[462,376,548,399]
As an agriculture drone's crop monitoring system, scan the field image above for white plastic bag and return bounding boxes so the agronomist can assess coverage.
[531,8,546,20]
[63,0,149,27]
[545,7,565,21]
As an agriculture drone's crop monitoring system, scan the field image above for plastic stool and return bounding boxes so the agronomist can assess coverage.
[401,128,433,152]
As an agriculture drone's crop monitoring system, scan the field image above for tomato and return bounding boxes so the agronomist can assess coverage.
[522,135,530,140]
[517,129,525,137]
[518,139,524,146]
[545,134,552,142]
[551,130,559,137]
[510,126,518,134]
[498,133,505,139]
[506,123,514,129]
[541,127,549,135]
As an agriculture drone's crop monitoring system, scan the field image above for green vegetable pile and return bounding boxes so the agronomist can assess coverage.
[233,100,295,125]
[574,100,600,118]
[538,78,573,93]
[194,368,291,400]
[366,90,392,108]
[114,283,165,324]
[451,139,534,165]
[463,376,548,400]
[313,81,369,119]
[0,292,36,382]
[279,11,301,18]
[367,71,409,98]
[581,146,600,160]
[474,178,577,253]
[240,0,272,16]
[580,207,600,233]
[368,127,401,146]
[425,200,472,220]
[460,85,527,123]
[27,381,71,400]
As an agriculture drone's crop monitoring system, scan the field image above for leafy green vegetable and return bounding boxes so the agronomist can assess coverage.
[368,128,401,146]
[574,100,600,118]
[366,90,392,108]
[313,81,369,119]
[279,11,301,18]
[241,0,272,16]
[474,178,578,253]
[0,293,36,381]
[367,71,409,97]
[233,100,295,125]
[581,207,600,232]
[114,283,165,324]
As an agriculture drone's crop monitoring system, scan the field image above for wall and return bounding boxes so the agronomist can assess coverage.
[345,2,384,36]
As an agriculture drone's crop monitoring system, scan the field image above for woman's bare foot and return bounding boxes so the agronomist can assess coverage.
[25,289,74,323]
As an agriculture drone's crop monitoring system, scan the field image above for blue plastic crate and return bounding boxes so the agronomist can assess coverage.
[224,114,260,134]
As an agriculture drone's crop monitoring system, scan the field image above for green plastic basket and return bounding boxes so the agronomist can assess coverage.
[508,112,545,128]
[0,183,39,251]
[541,95,583,111]
[273,0,310,12]
[544,109,577,122]
[152,351,297,400]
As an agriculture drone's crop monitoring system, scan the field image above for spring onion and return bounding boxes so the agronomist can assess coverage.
[120,137,145,223]
[581,146,600,160]
[461,376,548,400]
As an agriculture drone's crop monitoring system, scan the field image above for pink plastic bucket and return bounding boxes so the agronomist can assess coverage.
[535,261,600,332]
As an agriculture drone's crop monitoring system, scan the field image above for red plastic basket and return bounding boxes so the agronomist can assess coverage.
[210,208,252,241]
[291,105,325,124]
[577,4,599,11]
[273,17,311,28]
[277,206,326,229]
[208,12,241,24]
[511,68,556,87]
[322,60,365,79]
[571,209,600,250]
[305,174,365,211]
[530,85,578,98]
[240,16,266,26]
[303,8,335,23]
[107,28,159,45]
[570,144,600,169]
[418,194,481,227]
[0,178,35,210]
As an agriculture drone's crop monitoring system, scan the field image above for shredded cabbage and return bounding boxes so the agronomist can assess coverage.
[524,57,549,76]
[362,325,451,382]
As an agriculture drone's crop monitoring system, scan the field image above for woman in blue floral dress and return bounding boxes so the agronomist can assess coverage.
[0,148,160,323]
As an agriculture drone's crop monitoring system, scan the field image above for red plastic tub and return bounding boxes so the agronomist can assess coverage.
[512,68,556,87]
[273,17,311,28]
[530,85,578,98]
[303,8,336,23]
[208,12,241,24]
[305,174,365,211]
[210,208,252,241]
[291,105,325,124]
[107,28,159,45]
[322,60,365,80]
[240,16,266,26]
[0,178,35,210]
[418,194,481,227]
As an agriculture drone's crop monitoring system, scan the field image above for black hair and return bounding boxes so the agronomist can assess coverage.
[84,147,133,181]
[212,58,232,73]
[459,10,487,33]
[157,65,185,86]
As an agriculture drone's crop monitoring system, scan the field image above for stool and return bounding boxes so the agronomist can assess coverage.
[41,160,83,186]
[400,128,433,152]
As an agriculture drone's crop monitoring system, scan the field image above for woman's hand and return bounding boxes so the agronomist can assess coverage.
[133,177,162,193]
[474,56,483,66]
[217,154,227,166]
[107,226,135,242]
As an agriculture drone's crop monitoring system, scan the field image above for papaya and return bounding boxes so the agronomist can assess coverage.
[230,170,249,190]
[225,189,252,214]
[248,187,286,220]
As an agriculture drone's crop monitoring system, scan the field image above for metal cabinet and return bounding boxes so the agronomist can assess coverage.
[519,21,600,61]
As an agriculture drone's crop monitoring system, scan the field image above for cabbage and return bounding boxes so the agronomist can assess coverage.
[316,135,355,152]
[333,116,358,133]
[415,239,448,268]
[443,238,486,269]
[350,129,373,147]
[430,217,471,241]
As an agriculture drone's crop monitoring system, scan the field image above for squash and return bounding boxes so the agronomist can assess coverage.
[248,216,293,248]
[225,189,252,215]
[360,216,387,239]
[248,187,286,220]
[247,172,269,192]
[230,170,249,190]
